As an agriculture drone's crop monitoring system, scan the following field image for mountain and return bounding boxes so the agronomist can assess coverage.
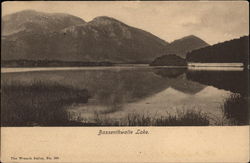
[186,36,249,66]
[2,11,169,63]
[2,10,86,35]
[45,16,169,63]
[167,35,209,58]
[150,54,187,66]
[2,10,210,64]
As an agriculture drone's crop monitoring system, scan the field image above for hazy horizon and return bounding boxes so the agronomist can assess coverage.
[2,1,249,45]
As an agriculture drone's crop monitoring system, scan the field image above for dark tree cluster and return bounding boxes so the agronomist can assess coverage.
[150,54,187,66]
[186,36,249,66]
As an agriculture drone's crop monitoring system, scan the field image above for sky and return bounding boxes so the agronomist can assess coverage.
[2,1,249,45]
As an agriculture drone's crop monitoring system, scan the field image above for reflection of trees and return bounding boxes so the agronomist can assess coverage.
[186,70,248,125]
[3,68,249,125]
[186,70,248,95]
[153,68,186,78]
[12,68,250,117]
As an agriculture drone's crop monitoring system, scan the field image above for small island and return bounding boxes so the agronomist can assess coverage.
[149,54,187,67]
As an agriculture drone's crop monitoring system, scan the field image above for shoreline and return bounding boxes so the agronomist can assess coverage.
[1,63,246,73]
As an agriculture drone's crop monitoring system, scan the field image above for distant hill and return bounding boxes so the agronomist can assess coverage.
[186,36,249,66]
[150,54,187,66]
[167,35,209,58]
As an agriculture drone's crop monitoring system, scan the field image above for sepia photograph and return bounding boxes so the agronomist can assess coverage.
[1,1,249,127]
[1,1,249,162]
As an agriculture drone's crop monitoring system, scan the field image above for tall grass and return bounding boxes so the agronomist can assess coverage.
[1,81,90,126]
[221,94,248,125]
[154,110,210,126]
[75,109,210,126]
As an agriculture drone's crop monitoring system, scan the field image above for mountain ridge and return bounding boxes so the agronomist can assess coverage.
[2,10,209,63]
[2,10,86,36]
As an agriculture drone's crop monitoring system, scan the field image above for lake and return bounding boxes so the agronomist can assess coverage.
[1,66,248,126]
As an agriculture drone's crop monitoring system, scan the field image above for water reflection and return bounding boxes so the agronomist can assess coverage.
[186,70,248,95]
[186,69,248,125]
[153,68,206,94]
[1,67,248,126]
[153,68,186,78]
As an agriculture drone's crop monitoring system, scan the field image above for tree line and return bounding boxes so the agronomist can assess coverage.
[186,36,249,66]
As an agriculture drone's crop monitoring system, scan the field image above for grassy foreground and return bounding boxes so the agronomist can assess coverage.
[1,81,90,126]
[72,110,210,126]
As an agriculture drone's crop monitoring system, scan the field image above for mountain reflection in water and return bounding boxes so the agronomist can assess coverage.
[1,67,248,126]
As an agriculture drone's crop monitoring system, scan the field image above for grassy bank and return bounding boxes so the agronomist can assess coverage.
[70,110,210,126]
[1,81,90,126]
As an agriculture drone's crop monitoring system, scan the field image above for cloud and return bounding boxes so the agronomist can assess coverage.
[181,2,249,44]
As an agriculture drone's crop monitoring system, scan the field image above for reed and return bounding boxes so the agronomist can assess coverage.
[1,80,90,126]
[221,94,248,125]
[77,110,210,126]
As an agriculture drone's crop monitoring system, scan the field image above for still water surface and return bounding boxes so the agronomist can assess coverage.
[1,66,248,125]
